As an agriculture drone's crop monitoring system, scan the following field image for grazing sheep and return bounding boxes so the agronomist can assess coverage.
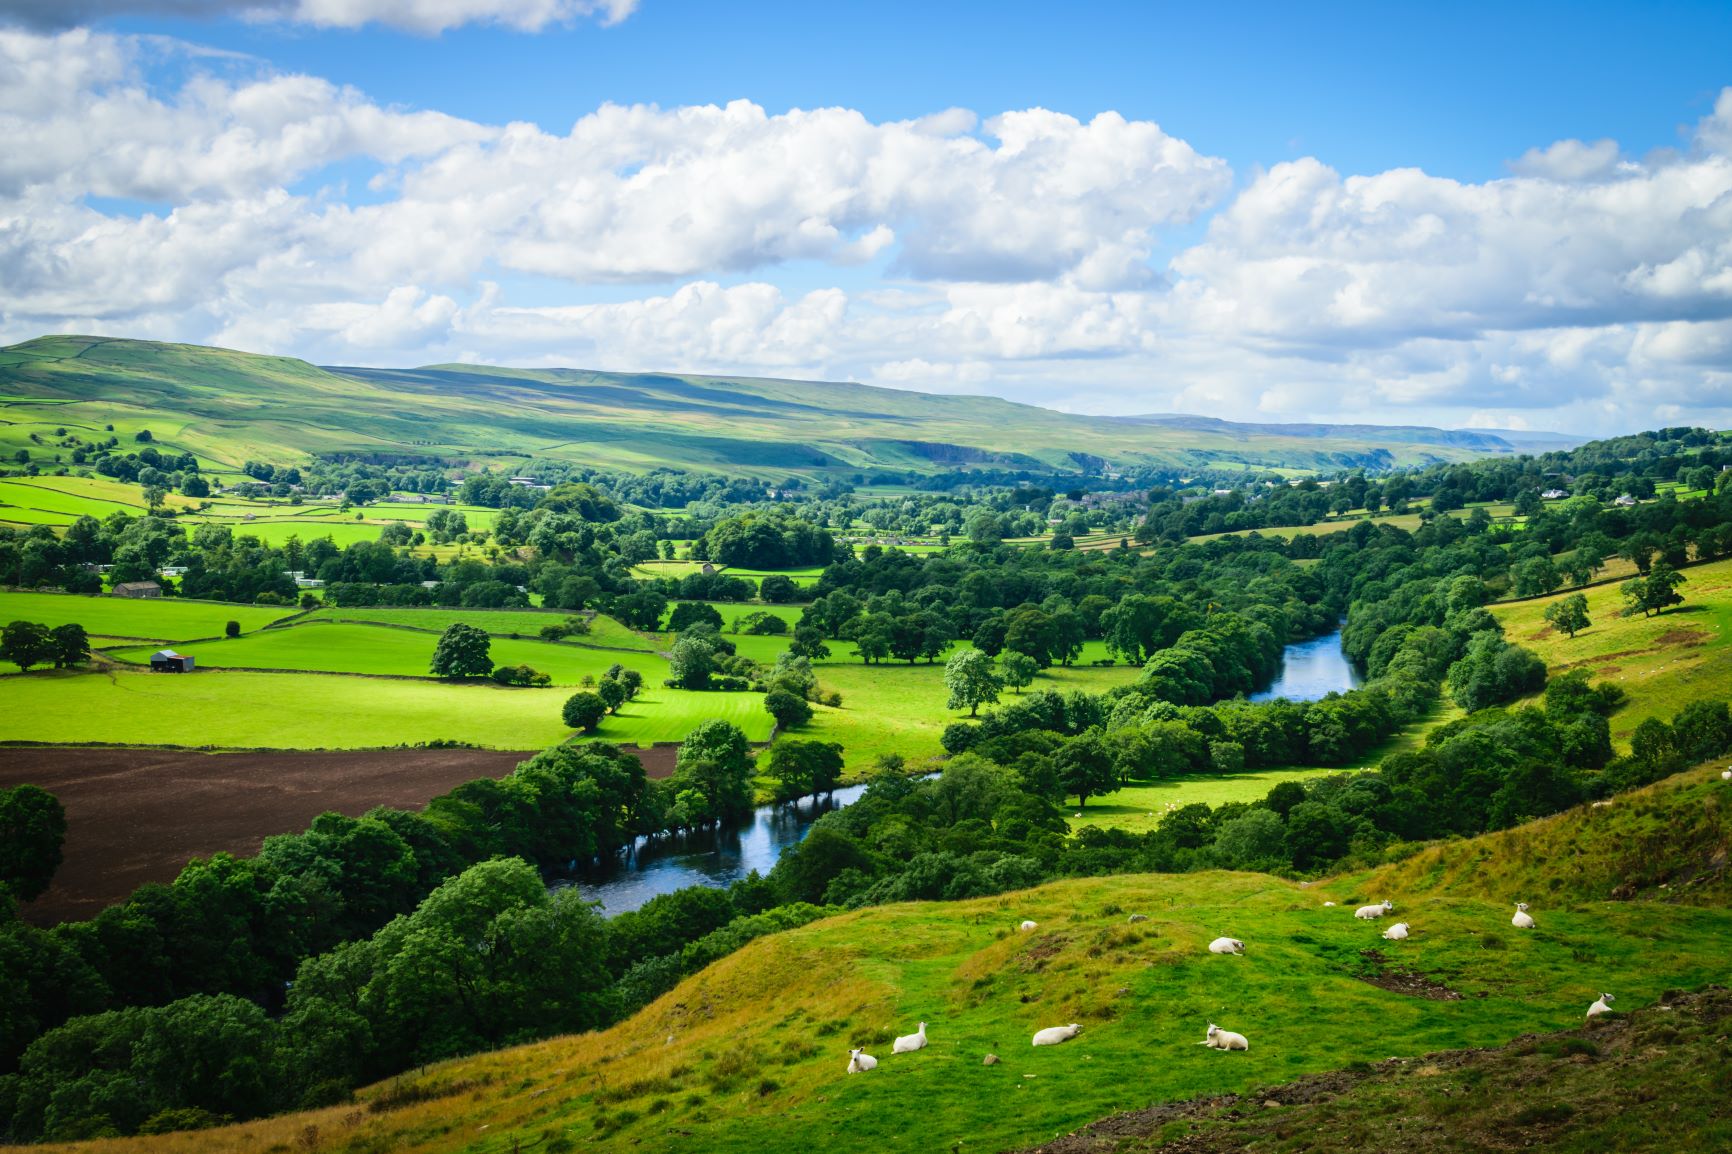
[1207,937,1245,955]
[1587,993,1616,1019]
[1722,769,1731,781]
[892,1022,928,1053]
[1355,900,1394,919]
[846,1048,877,1073]
[1127,914,1149,923]
[1031,1024,1082,1047]
[1382,922,1410,941]
[1019,920,1038,932]
[1322,901,1337,907]
[1512,902,1535,929]
[1198,1023,1249,1051]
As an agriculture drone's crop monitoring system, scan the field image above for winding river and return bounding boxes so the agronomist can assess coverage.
[556,779,882,915]
[567,630,1362,915]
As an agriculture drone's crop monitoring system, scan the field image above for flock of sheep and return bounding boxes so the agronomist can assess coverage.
[844,895,1619,1076]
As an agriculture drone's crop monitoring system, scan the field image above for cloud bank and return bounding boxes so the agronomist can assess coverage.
[2,28,1730,434]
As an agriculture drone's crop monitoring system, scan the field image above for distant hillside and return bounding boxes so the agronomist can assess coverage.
[0,335,1522,479]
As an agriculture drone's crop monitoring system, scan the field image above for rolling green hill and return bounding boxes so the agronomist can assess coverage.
[0,335,1524,479]
[36,762,1732,1154]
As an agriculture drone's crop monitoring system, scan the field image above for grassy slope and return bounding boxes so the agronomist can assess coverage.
[1490,554,1732,747]
[1,336,1507,478]
[1017,986,1732,1153]
[37,765,1732,1154]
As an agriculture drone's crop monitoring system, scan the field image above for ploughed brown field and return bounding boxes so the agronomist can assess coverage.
[1,746,551,924]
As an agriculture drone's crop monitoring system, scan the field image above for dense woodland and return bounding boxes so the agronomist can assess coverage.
[5,427,1732,1140]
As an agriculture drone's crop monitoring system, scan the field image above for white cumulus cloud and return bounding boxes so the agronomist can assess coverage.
[2,27,1732,436]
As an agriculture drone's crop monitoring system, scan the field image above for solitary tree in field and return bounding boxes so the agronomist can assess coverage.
[0,620,54,672]
[1621,560,1688,618]
[1000,651,1038,695]
[429,622,492,678]
[1543,593,1592,639]
[944,648,1002,717]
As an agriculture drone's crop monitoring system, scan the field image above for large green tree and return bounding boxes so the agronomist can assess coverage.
[1,620,54,672]
[944,649,1002,717]
[428,622,492,678]
[0,784,67,902]
[1543,593,1591,639]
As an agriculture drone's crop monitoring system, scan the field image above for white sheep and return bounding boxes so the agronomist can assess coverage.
[1512,902,1535,929]
[1207,937,1245,955]
[1322,901,1337,907]
[1019,920,1038,932]
[1354,900,1394,919]
[846,1048,877,1073]
[1586,993,1616,1019]
[1031,1023,1081,1047]
[1382,922,1410,941]
[1198,1023,1249,1051]
[1722,769,1731,781]
[892,1022,928,1053]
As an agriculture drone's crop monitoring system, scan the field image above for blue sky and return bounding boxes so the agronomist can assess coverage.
[105,2,1731,180]
[3,0,1731,434]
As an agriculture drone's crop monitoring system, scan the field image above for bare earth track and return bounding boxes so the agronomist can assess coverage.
[0,746,537,924]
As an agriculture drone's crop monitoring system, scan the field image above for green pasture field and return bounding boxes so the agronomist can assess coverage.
[1062,770,1345,832]
[0,590,294,641]
[1491,554,1732,747]
[798,658,1141,768]
[577,684,774,746]
[81,811,1732,1154]
[0,661,770,749]
[105,621,666,686]
[0,667,573,749]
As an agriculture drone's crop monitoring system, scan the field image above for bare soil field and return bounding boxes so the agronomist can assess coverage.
[1,745,538,924]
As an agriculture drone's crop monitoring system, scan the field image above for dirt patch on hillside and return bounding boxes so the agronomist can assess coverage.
[1653,627,1710,647]
[1353,948,1463,1001]
[1,746,537,924]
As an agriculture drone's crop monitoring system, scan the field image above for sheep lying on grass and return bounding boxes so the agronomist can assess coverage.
[1355,900,1394,919]
[1207,937,1245,955]
[846,1048,877,1073]
[1019,919,1038,932]
[1031,1024,1081,1046]
[1587,993,1616,1019]
[1512,902,1535,929]
[892,1022,928,1053]
[1382,922,1410,941]
[1198,1023,1249,1051]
